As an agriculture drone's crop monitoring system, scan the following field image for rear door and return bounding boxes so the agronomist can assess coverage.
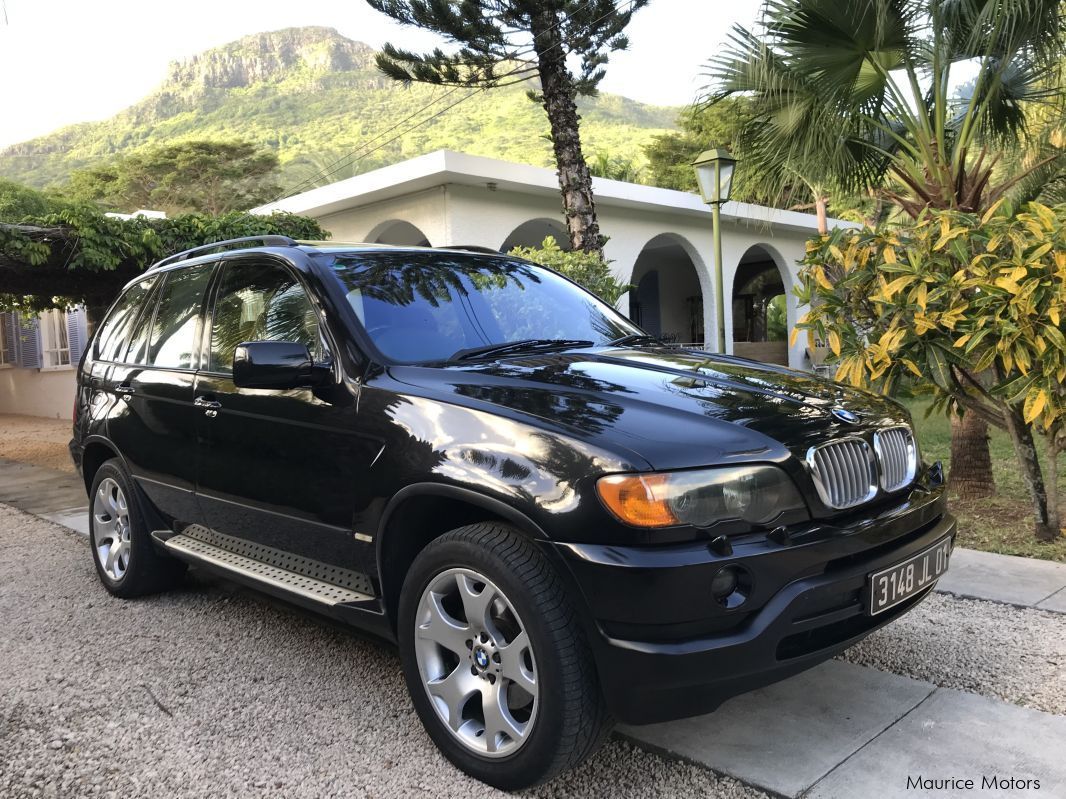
[193,257,370,569]
[107,263,216,523]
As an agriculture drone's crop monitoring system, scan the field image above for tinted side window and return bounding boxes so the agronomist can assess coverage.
[123,282,162,365]
[209,261,323,374]
[146,265,214,369]
[94,277,158,361]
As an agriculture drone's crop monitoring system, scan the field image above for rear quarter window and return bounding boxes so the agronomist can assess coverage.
[93,277,158,361]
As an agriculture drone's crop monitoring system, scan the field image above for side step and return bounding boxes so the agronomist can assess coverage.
[158,526,374,606]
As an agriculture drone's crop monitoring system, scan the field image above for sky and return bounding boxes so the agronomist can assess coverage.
[0,0,765,148]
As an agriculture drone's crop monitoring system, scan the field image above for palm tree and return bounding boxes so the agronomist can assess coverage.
[703,0,1064,501]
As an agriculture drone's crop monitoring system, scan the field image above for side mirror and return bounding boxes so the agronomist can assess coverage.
[232,341,330,390]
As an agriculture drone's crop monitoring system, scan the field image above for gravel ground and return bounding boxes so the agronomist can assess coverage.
[0,504,765,799]
[839,592,1066,715]
[0,415,73,473]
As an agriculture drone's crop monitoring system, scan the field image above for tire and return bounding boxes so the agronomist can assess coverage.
[88,458,185,598]
[398,523,611,790]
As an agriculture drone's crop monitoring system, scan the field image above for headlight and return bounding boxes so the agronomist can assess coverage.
[596,465,807,530]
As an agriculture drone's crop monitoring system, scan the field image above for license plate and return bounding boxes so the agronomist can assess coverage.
[867,536,952,615]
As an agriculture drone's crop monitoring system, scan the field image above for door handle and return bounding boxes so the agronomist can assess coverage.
[115,384,135,395]
[194,396,222,416]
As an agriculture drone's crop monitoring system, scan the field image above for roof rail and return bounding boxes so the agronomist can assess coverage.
[441,244,501,254]
[149,235,298,270]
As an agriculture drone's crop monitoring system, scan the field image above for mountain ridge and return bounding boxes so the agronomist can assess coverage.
[1,26,679,192]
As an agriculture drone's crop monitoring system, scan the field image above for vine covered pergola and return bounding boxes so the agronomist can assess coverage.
[0,209,328,326]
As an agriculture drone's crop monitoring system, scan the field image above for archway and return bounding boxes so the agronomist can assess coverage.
[499,218,569,253]
[366,219,431,247]
[731,244,790,365]
[630,234,707,344]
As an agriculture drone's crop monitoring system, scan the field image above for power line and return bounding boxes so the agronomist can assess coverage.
[273,0,636,202]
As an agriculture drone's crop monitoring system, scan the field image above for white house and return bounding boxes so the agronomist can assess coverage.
[256,150,853,369]
[1,150,853,420]
[0,308,88,419]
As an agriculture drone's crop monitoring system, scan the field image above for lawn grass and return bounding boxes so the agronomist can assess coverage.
[902,398,1066,562]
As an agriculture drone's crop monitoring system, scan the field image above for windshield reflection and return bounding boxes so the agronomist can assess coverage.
[324,252,641,363]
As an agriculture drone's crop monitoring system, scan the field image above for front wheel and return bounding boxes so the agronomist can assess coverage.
[398,523,611,790]
[89,459,185,597]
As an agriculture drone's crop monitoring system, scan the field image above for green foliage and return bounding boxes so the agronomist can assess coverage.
[704,0,1065,217]
[508,236,631,305]
[368,1,648,97]
[643,102,750,193]
[765,294,787,342]
[587,150,644,183]
[65,140,281,215]
[0,207,327,313]
[0,179,62,222]
[796,202,1066,536]
[0,28,674,192]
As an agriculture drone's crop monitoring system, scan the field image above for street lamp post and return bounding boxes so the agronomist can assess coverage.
[692,148,737,354]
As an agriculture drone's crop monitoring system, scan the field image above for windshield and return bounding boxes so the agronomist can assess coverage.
[324,252,642,363]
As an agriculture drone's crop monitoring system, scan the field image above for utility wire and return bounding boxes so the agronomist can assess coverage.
[272,0,636,202]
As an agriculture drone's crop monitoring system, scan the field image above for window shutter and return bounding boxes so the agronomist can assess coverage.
[15,313,42,369]
[1,312,16,365]
[67,306,88,363]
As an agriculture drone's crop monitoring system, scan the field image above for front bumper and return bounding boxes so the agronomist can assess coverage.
[555,485,955,724]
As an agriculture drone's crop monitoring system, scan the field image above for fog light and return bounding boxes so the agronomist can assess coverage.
[710,567,740,600]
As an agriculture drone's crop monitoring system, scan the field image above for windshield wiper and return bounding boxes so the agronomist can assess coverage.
[607,333,663,347]
[452,338,595,361]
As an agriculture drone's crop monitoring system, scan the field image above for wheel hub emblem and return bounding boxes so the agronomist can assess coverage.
[474,647,489,669]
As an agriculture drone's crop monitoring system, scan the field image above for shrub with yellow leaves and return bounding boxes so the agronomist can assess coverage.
[796,201,1066,541]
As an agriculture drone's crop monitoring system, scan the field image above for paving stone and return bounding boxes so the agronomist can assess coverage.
[39,507,90,536]
[806,688,1066,799]
[619,660,934,797]
[936,548,1066,608]
[1035,587,1066,614]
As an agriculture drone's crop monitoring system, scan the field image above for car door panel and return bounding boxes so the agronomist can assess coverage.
[193,257,377,570]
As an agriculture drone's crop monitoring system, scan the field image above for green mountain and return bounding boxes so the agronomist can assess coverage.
[0,26,679,192]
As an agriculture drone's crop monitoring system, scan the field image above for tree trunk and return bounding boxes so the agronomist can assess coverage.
[949,410,995,499]
[1045,435,1062,540]
[1003,407,1056,541]
[814,195,828,235]
[530,7,603,257]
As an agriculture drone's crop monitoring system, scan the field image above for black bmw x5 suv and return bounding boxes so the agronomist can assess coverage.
[71,235,955,789]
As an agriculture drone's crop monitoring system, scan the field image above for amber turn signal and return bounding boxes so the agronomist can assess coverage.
[596,473,680,527]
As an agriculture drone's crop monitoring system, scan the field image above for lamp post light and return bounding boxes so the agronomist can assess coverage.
[692,148,737,354]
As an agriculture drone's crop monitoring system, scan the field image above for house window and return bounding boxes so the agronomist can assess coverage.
[40,309,71,368]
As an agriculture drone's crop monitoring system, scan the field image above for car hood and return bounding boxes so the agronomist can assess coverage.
[388,347,910,471]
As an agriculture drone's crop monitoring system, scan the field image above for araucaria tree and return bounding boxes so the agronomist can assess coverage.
[366,0,648,256]
[705,0,1064,500]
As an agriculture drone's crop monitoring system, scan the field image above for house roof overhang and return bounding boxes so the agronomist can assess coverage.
[254,150,856,235]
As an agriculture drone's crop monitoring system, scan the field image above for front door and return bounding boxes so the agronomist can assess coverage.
[193,257,373,571]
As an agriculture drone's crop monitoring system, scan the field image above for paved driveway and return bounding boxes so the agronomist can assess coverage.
[2,449,1065,798]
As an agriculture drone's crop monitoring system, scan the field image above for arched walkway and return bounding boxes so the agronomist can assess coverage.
[730,244,791,365]
[366,219,431,247]
[630,234,707,344]
[499,218,569,253]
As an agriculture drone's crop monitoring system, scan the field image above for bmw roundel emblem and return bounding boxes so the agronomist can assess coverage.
[831,407,861,424]
[475,648,489,668]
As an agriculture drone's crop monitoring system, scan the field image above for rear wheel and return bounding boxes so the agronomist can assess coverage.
[398,523,611,789]
[89,459,185,597]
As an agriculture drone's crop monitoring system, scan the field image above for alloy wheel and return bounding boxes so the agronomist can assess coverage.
[93,477,131,581]
[414,567,538,758]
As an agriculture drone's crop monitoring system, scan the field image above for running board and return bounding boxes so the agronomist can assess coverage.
[157,526,374,606]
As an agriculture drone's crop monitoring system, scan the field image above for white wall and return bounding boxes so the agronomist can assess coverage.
[0,367,76,419]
